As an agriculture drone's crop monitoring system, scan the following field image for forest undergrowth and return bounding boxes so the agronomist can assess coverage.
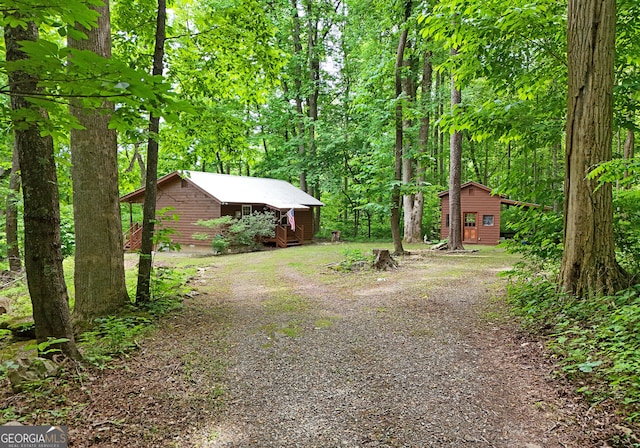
[504,202,640,447]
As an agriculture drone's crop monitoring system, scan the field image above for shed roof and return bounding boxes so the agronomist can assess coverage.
[437,181,496,198]
[437,181,547,208]
[120,171,324,211]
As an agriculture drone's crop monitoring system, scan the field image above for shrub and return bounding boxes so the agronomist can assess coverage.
[502,207,563,266]
[79,315,151,367]
[195,211,275,253]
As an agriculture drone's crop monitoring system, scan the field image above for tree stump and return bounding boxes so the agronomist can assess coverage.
[372,249,398,270]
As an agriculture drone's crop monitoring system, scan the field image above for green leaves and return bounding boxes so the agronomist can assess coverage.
[0,0,101,34]
[3,36,182,136]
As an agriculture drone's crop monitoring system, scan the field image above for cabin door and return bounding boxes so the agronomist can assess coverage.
[463,212,478,243]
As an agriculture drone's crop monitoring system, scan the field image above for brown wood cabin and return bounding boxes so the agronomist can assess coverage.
[438,181,524,246]
[120,170,324,251]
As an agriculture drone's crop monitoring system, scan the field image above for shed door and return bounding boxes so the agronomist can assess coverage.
[463,212,478,243]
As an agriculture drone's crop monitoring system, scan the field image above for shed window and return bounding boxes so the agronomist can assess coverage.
[242,205,252,217]
[445,214,450,228]
[483,215,494,226]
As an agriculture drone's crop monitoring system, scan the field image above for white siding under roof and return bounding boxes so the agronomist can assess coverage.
[181,171,324,210]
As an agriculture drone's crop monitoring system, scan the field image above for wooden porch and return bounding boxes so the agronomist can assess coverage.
[270,224,305,248]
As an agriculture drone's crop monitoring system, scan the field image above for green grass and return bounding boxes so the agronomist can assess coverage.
[263,294,310,314]
[259,321,304,339]
[314,318,336,329]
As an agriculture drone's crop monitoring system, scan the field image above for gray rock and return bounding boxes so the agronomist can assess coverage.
[6,356,60,392]
[6,319,36,339]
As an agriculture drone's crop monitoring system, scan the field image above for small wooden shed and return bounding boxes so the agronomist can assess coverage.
[437,181,520,246]
[120,171,324,250]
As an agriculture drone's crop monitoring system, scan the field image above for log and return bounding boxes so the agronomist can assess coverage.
[372,249,398,270]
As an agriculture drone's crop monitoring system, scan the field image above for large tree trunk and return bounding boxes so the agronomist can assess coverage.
[402,51,416,243]
[404,50,432,243]
[69,0,129,323]
[391,0,411,255]
[6,142,22,272]
[448,50,464,251]
[447,49,464,250]
[560,0,627,297]
[4,20,80,359]
[136,0,166,303]
[402,50,422,243]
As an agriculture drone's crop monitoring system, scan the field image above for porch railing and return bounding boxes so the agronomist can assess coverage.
[275,224,304,248]
[123,223,143,251]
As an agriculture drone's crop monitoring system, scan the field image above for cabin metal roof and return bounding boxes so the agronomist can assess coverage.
[120,170,324,211]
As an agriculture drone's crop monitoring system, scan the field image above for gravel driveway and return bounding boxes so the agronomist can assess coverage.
[178,247,590,448]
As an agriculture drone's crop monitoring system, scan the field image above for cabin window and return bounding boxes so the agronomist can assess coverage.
[483,215,494,226]
[445,214,450,228]
[242,205,252,217]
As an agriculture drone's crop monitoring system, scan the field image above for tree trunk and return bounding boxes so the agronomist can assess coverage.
[290,0,307,192]
[391,0,411,255]
[405,50,432,243]
[623,128,634,183]
[468,136,482,183]
[6,141,22,272]
[306,0,320,201]
[552,139,561,212]
[136,0,166,303]
[448,52,464,251]
[125,144,146,188]
[437,71,445,185]
[560,0,627,297]
[402,50,418,242]
[69,0,129,323]
[4,19,80,359]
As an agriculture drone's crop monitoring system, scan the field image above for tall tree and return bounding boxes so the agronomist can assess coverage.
[136,0,166,303]
[448,48,464,251]
[69,0,129,323]
[4,18,81,359]
[391,0,411,255]
[560,0,627,296]
[291,0,308,191]
[404,49,433,243]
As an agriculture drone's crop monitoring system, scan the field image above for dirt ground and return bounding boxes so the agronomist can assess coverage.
[0,246,627,447]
